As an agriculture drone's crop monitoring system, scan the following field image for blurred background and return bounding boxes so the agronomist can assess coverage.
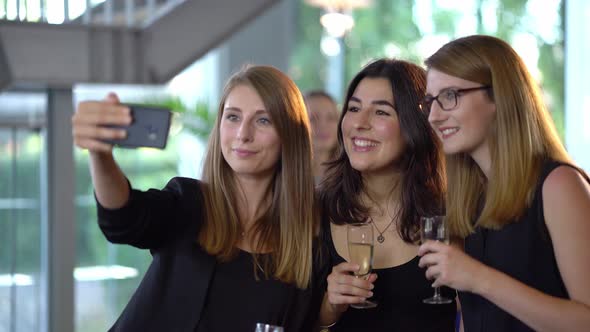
[0,0,588,331]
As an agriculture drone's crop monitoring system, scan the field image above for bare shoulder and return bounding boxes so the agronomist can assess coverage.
[542,164,590,234]
[542,165,590,302]
[542,165,590,207]
[543,166,590,240]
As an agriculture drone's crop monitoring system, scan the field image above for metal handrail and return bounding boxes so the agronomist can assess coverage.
[0,0,184,27]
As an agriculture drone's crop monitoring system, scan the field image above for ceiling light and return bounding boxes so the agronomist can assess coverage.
[306,0,372,11]
[305,0,372,37]
[320,12,354,37]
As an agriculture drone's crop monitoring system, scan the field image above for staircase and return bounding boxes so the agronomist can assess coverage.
[0,0,280,90]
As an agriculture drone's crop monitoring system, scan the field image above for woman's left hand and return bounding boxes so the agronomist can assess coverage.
[418,240,489,293]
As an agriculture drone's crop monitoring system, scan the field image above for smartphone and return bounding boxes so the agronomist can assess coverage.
[104,104,172,149]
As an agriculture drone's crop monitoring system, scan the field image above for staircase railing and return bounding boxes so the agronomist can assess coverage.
[0,0,184,27]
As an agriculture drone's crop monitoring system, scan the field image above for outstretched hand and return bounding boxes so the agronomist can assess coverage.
[72,93,132,153]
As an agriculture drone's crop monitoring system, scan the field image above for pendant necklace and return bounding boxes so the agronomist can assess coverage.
[371,217,396,244]
[242,228,265,273]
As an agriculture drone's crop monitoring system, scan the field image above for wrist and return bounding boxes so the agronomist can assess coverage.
[332,302,349,314]
[471,263,493,296]
[319,309,341,330]
[90,150,114,161]
[319,320,338,330]
[319,302,345,328]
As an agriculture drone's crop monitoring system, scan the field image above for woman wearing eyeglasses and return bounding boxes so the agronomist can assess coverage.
[418,35,590,331]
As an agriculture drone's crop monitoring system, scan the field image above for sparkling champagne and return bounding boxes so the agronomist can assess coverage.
[347,223,378,309]
[420,216,453,304]
[348,242,374,277]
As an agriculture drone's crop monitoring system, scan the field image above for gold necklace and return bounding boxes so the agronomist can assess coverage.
[253,256,265,273]
[371,217,396,244]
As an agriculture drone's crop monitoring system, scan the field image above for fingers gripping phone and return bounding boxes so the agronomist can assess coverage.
[104,104,172,149]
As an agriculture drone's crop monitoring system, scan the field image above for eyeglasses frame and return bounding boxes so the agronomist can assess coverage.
[421,86,491,113]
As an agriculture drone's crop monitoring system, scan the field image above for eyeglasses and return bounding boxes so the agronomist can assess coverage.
[420,86,491,114]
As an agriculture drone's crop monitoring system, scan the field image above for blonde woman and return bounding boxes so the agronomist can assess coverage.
[419,35,590,331]
[72,65,328,331]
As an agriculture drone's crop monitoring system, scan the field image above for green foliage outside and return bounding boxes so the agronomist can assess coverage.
[291,0,565,139]
[129,96,216,142]
[0,96,215,331]
[0,130,42,276]
[74,96,215,267]
[74,97,215,331]
[1,1,566,330]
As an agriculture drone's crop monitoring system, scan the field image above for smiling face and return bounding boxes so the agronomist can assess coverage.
[426,68,496,162]
[220,84,282,179]
[341,77,406,175]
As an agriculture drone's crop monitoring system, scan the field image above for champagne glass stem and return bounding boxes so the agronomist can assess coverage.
[433,286,441,299]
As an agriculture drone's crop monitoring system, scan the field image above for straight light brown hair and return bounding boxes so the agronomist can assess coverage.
[199,65,316,289]
[425,35,572,237]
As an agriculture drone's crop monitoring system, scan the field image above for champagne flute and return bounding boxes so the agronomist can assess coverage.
[420,216,453,304]
[347,222,377,309]
[254,323,284,332]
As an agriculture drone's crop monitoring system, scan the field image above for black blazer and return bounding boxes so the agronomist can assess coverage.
[97,177,327,331]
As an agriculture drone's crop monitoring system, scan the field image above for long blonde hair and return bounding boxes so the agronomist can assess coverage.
[199,65,316,289]
[425,35,571,237]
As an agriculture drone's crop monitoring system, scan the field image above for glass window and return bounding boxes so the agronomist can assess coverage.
[74,145,179,332]
[0,127,44,332]
[73,84,211,332]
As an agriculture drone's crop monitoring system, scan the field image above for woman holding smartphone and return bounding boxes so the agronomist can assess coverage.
[72,65,329,331]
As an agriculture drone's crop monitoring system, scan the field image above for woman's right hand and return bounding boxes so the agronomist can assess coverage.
[72,93,132,209]
[72,93,132,154]
[326,262,378,313]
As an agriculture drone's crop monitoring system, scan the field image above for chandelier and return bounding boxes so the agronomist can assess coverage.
[305,0,372,38]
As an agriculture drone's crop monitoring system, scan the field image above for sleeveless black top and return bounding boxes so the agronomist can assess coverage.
[460,160,587,332]
[321,218,456,332]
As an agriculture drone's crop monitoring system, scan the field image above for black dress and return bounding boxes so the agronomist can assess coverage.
[460,160,589,332]
[97,177,328,332]
[195,250,299,331]
[320,218,456,332]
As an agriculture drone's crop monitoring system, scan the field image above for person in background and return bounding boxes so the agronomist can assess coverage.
[419,34,590,332]
[317,58,456,331]
[304,90,340,184]
[72,65,329,331]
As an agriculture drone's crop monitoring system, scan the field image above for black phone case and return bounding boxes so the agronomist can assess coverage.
[104,104,172,149]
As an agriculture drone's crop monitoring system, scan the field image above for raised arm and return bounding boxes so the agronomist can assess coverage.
[73,93,204,250]
[72,93,132,208]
